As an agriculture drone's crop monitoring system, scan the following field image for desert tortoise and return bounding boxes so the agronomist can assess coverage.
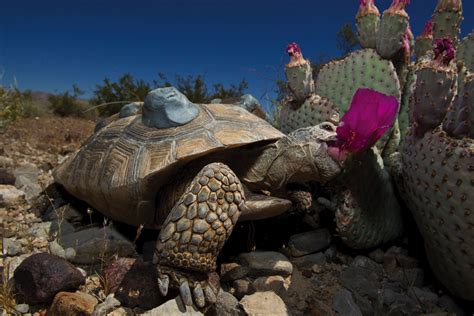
[54,87,342,307]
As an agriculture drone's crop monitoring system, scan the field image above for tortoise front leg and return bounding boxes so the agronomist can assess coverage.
[154,162,245,307]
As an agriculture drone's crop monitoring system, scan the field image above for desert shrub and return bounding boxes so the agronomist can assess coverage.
[49,85,99,120]
[0,85,25,126]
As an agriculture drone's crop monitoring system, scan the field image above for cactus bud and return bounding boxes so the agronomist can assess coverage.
[356,0,380,19]
[285,43,314,102]
[435,0,462,12]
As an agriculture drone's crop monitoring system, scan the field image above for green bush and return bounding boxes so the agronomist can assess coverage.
[49,85,99,120]
[0,85,25,125]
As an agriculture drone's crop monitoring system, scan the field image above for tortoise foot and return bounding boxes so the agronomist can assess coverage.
[156,265,219,307]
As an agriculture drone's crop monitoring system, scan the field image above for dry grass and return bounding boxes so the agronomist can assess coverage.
[0,243,17,314]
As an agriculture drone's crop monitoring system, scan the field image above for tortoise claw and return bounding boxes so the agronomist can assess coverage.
[193,283,205,308]
[157,274,169,297]
[179,279,193,306]
[203,284,217,304]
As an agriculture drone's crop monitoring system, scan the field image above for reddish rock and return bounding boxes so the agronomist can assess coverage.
[48,291,98,316]
[13,253,85,304]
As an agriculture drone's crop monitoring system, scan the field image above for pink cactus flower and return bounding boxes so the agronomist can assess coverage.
[357,0,380,18]
[286,42,307,67]
[328,88,399,161]
[434,38,455,65]
[286,43,301,57]
[386,0,410,17]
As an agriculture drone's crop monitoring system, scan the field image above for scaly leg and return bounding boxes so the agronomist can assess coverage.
[154,162,245,307]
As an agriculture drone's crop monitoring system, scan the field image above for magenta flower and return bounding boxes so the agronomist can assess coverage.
[434,38,455,65]
[286,42,301,57]
[328,88,399,161]
[386,0,410,16]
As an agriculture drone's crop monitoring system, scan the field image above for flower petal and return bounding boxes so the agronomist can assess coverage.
[336,88,399,154]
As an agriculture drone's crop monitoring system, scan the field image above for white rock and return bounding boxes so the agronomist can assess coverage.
[239,291,289,316]
[27,222,52,239]
[237,251,293,277]
[0,185,25,205]
[49,240,66,258]
[3,238,22,256]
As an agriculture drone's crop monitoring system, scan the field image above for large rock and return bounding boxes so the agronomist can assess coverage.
[237,251,293,277]
[13,253,85,304]
[14,163,42,201]
[58,225,136,264]
[142,296,203,315]
[49,291,98,316]
[287,229,332,257]
[292,252,326,270]
[0,185,25,206]
[239,291,289,316]
[332,289,362,316]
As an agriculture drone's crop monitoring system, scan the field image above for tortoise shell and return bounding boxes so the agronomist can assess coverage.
[54,103,283,227]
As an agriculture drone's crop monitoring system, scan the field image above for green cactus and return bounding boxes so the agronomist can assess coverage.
[335,148,403,249]
[315,49,401,113]
[400,30,474,301]
[356,0,380,49]
[443,72,474,138]
[284,43,314,102]
[411,56,457,136]
[457,31,474,72]
[415,20,434,61]
[278,94,339,134]
[376,0,410,59]
[432,0,463,44]
[398,64,416,138]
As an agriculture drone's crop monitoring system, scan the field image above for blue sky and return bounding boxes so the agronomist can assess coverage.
[1,0,473,110]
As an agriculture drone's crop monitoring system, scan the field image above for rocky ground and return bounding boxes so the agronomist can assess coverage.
[0,116,472,315]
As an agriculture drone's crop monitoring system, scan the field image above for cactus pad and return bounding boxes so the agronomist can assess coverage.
[315,49,401,113]
[401,127,474,300]
[357,14,380,49]
[285,61,314,102]
[278,94,339,134]
[444,73,474,138]
[458,32,474,72]
[376,12,409,59]
[432,0,463,44]
[335,148,403,249]
[411,61,457,136]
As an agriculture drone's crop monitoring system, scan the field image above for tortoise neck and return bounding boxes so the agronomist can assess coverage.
[240,136,323,193]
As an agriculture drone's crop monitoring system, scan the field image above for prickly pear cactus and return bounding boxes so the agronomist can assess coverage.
[279,94,339,134]
[335,148,403,249]
[315,49,401,113]
[277,0,414,250]
[432,0,463,44]
[376,0,410,59]
[356,0,380,49]
[458,32,474,72]
[401,31,474,300]
[285,43,315,102]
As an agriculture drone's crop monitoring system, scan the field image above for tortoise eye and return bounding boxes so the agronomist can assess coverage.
[321,123,336,132]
